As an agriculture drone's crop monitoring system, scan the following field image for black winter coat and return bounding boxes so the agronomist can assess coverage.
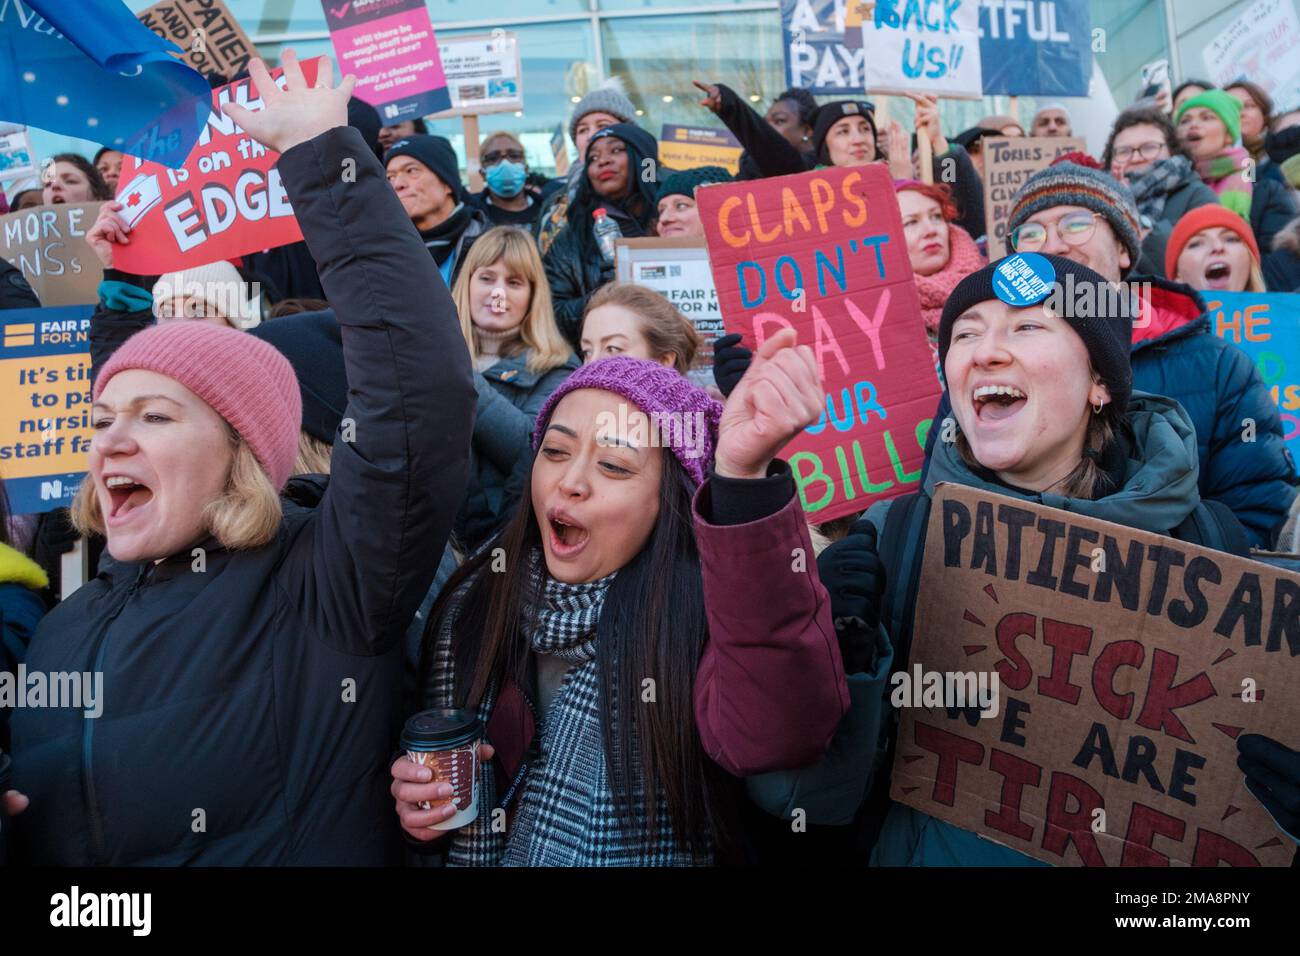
[544,202,645,347]
[9,126,475,865]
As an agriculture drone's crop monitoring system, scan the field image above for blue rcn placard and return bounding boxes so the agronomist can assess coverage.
[0,305,94,514]
[979,0,1092,97]
[0,0,211,169]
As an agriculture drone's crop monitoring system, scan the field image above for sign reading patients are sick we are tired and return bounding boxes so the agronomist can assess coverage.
[698,165,940,524]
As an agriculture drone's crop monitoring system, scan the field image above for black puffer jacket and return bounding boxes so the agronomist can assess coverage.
[543,202,645,347]
[9,126,475,865]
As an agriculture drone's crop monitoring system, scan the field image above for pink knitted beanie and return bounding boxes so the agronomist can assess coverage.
[94,322,302,490]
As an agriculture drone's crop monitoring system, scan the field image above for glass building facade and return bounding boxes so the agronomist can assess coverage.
[13,0,1293,188]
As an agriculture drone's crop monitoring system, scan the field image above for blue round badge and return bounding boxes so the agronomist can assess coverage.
[992,253,1056,307]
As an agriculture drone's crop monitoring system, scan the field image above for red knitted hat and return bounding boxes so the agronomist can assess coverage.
[94,322,302,490]
[1165,204,1261,281]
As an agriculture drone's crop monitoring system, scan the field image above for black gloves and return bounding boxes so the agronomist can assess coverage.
[711,332,752,397]
[816,518,887,674]
[1238,733,1300,843]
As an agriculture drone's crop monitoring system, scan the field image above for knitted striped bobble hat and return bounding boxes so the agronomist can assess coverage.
[532,356,723,487]
[1006,162,1144,278]
[94,321,302,490]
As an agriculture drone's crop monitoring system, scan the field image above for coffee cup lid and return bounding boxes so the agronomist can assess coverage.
[401,708,482,750]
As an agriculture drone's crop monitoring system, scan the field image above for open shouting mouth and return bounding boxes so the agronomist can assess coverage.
[1202,259,1233,290]
[972,383,1028,425]
[104,473,155,526]
[546,508,590,559]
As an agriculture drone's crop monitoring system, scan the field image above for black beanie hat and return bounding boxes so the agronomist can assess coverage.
[347,97,383,161]
[937,253,1134,415]
[655,165,733,202]
[812,100,877,165]
[384,134,463,197]
[249,309,348,445]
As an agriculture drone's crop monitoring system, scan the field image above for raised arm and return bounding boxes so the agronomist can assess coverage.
[696,81,809,179]
[693,330,849,775]
[233,52,474,654]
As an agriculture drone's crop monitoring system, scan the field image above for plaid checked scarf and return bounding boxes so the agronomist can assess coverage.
[1122,155,1192,224]
[431,556,713,866]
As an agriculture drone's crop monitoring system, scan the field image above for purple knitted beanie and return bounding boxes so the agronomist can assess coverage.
[532,356,724,486]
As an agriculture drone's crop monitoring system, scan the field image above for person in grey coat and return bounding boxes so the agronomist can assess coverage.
[452,226,577,551]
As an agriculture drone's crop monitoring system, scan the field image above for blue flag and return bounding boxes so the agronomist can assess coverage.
[0,0,213,168]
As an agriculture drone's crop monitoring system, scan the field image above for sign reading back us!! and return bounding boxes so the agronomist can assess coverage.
[697,165,940,524]
[892,483,1300,867]
[112,60,324,275]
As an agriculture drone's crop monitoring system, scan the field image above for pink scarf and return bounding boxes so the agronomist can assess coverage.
[914,224,985,335]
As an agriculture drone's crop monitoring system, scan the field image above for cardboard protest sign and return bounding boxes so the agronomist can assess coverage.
[0,306,93,514]
[982,136,1086,258]
[979,0,1092,97]
[698,165,940,523]
[0,202,104,306]
[137,0,256,81]
[321,0,450,123]
[1203,0,1300,115]
[616,238,723,390]
[891,483,1300,867]
[861,0,983,99]
[430,33,523,118]
[112,62,324,275]
[659,125,743,176]
[1206,292,1300,476]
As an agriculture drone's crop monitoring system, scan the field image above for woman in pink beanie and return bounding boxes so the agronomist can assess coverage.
[5,52,475,867]
[392,331,851,865]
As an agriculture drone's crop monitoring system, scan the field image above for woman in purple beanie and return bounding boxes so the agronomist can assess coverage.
[393,330,851,865]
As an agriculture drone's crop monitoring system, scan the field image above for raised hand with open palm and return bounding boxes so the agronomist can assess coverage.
[221,49,356,156]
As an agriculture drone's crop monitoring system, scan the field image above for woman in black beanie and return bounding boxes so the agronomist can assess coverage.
[543,123,660,346]
[744,252,1299,867]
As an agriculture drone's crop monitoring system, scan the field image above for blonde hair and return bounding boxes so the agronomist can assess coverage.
[294,431,333,476]
[583,283,702,376]
[1247,262,1267,293]
[71,429,282,551]
[452,227,572,374]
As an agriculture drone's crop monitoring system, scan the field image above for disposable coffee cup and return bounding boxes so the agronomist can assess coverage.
[400,709,483,831]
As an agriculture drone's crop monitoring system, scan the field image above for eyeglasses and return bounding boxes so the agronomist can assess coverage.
[1010,212,1103,252]
[1112,141,1166,163]
[482,149,525,166]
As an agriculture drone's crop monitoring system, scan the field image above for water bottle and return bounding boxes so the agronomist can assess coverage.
[592,208,622,266]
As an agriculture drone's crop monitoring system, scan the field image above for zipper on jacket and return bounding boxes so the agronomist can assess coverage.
[81,563,150,865]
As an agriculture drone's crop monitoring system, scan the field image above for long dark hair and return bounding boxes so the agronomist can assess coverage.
[420,448,731,854]
[567,127,658,265]
[45,153,113,200]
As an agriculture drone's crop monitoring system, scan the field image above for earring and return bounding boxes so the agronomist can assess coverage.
[1092,399,1104,415]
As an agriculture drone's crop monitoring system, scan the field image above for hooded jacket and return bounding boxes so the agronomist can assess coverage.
[746,392,1249,866]
[543,124,660,347]
[8,126,475,866]
[1263,215,1300,292]
[1130,277,1298,548]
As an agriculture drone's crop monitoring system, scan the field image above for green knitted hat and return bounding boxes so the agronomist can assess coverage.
[1176,90,1243,143]
[655,165,733,202]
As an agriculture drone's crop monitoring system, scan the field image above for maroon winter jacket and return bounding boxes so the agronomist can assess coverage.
[692,480,850,777]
